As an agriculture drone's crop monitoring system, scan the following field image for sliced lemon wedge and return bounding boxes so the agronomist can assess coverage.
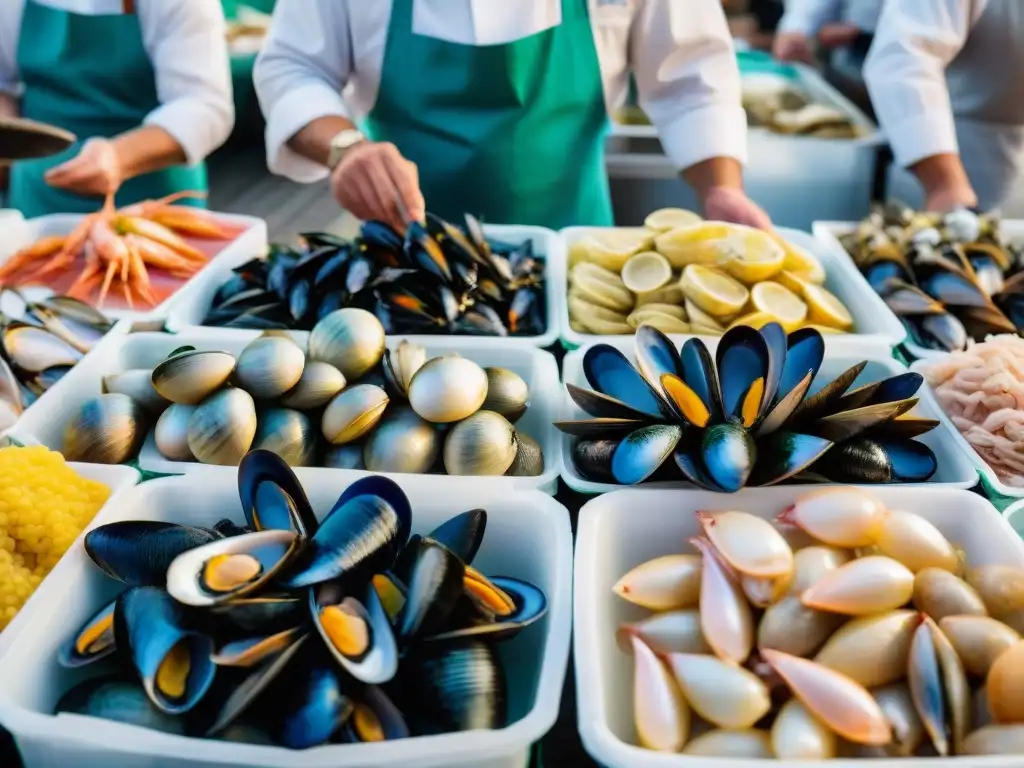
[571,262,635,313]
[655,222,735,268]
[568,291,631,335]
[804,284,854,330]
[727,311,780,331]
[774,269,813,295]
[621,251,672,294]
[644,208,703,232]
[684,298,725,332]
[750,281,808,332]
[772,232,826,284]
[679,264,749,318]
[721,230,786,284]
[635,283,685,307]
[627,308,690,334]
[572,228,653,272]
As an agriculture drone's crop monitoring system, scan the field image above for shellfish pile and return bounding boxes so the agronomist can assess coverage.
[567,211,853,337]
[55,451,547,748]
[202,213,545,337]
[557,323,938,488]
[60,308,542,476]
[840,203,1024,352]
[616,489,1024,758]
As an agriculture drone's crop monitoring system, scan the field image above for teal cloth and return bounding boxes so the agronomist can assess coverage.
[9,0,207,217]
[363,0,613,229]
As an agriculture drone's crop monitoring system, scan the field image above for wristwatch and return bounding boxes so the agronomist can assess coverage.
[327,129,365,171]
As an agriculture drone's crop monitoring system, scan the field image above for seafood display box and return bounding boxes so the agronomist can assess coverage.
[163,224,567,349]
[0,210,268,323]
[0,472,573,768]
[7,330,564,494]
[573,485,1024,768]
[558,343,978,495]
[813,219,1024,361]
[558,226,906,354]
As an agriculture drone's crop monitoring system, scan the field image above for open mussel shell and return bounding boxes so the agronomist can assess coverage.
[252,408,316,467]
[167,529,299,606]
[612,424,682,485]
[749,430,833,487]
[443,410,518,476]
[408,355,488,424]
[114,587,216,715]
[339,685,410,743]
[102,369,168,414]
[188,388,257,465]
[583,344,668,419]
[59,598,117,668]
[211,626,304,668]
[396,539,466,645]
[208,595,305,635]
[62,393,147,464]
[308,308,385,380]
[573,439,617,482]
[634,325,683,399]
[902,312,968,352]
[85,521,221,586]
[700,422,756,492]
[322,384,389,445]
[238,449,319,536]
[234,336,305,400]
[2,322,83,373]
[152,349,236,405]
[506,430,543,477]
[279,360,345,410]
[425,576,547,644]
[153,403,196,461]
[812,437,938,483]
[481,367,529,423]
[278,476,412,589]
[426,509,487,565]
[56,675,186,736]
[311,581,398,684]
[363,405,439,474]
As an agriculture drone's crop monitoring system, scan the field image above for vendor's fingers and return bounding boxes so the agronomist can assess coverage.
[382,146,425,224]
[44,156,88,181]
[365,160,406,231]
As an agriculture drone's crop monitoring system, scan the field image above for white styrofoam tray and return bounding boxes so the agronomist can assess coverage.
[0,461,139,657]
[0,472,573,768]
[0,209,268,323]
[164,224,565,349]
[574,485,1023,768]
[559,226,906,354]
[558,342,978,494]
[8,330,563,494]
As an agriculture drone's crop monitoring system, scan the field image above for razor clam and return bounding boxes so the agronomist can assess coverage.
[152,348,236,405]
[234,336,305,400]
[62,393,146,464]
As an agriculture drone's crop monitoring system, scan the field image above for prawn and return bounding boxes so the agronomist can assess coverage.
[115,215,207,263]
[0,235,66,280]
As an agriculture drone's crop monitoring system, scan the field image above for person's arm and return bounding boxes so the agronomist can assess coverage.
[774,0,843,61]
[863,0,983,211]
[631,0,769,228]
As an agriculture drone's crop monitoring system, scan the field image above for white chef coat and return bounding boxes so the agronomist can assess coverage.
[777,0,882,36]
[254,0,748,184]
[865,0,1024,214]
[0,0,234,165]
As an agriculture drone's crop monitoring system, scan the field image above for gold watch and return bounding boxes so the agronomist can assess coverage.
[327,129,365,170]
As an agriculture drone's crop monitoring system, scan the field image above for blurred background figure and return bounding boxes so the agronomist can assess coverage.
[0,0,234,217]
[864,0,1024,216]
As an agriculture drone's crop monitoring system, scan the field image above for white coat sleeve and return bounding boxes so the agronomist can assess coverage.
[777,0,843,36]
[0,1,23,97]
[864,0,977,169]
[630,0,747,169]
[140,0,235,166]
[254,0,353,182]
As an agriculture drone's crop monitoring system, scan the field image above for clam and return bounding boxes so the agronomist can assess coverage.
[505,430,543,477]
[188,388,257,465]
[362,406,439,474]
[310,581,398,684]
[913,567,988,621]
[279,360,345,410]
[59,599,118,668]
[152,348,236,405]
[252,408,316,466]
[308,308,385,380]
[154,404,196,461]
[102,369,168,413]
[234,336,305,400]
[323,444,365,470]
[85,521,221,586]
[321,384,389,445]
[443,410,518,476]
[381,340,426,400]
[480,367,529,423]
[408,356,488,424]
[2,322,83,372]
[62,393,146,464]
[56,676,186,736]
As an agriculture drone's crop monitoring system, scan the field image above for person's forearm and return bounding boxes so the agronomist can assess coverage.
[910,153,973,199]
[111,125,188,181]
[682,157,744,200]
[287,116,358,168]
[0,92,18,119]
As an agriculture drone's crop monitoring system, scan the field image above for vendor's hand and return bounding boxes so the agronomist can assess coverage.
[818,22,862,49]
[703,186,772,230]
[44,137,121,197]
[331,141,425,232]
[925,184,979,214]
[773,32,815,64]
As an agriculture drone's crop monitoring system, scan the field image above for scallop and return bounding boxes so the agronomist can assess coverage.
[362,406,439,474]
[408,356,488,424]
[321,385,389,445]
[152,349,236,405]
[442,410,517,476]
[187,388,257,466]
[279,361,345,410]
[154,403,196,461]
[234,336,305,400]
[62,393,146,464]
[480,367,529,423]
[308,308,386,380]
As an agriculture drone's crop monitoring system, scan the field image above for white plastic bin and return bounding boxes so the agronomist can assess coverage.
[559,341,979,494]
[0,472,573,768]
[0,210,268,323]
[163,224,566,350]
[574,485,1023,768]
[9,330,563,494]
[559,226,905,353]
[0,461,139,657]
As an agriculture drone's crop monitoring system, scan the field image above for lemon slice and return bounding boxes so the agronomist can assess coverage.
[621,251,672,294]
[656,222,732,268]
[570,229,653,272]
[635,283,684,307]
[722,233,785,284]
[774,269,813,296]
[772,233,826,284]
[750,281,808,333]
[627,308,690,334]
[631,303,686,320]
[679,264,749,318]
[805,284,854,330]
[571,262,634,313]
[684,298,725,332]
[568,292,631,335]
[727,311,780,331]
[644,208,703,233]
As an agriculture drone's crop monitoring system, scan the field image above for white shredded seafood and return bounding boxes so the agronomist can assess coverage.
[921,335,1024,487]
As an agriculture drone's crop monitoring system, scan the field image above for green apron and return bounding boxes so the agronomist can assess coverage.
[9,0,207,218]
[362,0,613,229]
